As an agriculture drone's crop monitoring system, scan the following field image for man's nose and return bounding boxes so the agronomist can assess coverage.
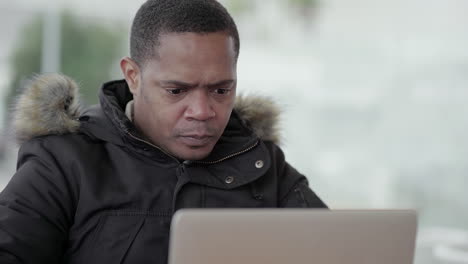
[184,90,216,121]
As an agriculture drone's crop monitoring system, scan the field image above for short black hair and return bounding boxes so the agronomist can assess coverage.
[130,0,240,66]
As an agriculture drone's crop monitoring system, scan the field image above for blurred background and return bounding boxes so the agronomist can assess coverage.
[1,0,468,263]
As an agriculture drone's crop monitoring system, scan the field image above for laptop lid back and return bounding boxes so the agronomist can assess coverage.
[168,209,417,264]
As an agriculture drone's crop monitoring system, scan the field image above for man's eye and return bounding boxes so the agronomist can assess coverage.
[214,88,229,95]
[167,88,184,95]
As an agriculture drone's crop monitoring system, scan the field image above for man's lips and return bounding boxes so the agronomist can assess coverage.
[178,134,214,146]
[181,134,214,139]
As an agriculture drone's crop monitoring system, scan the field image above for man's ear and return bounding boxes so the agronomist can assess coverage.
[120,57,141,95]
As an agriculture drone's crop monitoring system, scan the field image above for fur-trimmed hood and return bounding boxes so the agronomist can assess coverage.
[12,74,281,145]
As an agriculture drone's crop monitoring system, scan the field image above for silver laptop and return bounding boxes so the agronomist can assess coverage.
[168,209,417,264]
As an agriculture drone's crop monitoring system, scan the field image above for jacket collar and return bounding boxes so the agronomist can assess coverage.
[12,74,281,164]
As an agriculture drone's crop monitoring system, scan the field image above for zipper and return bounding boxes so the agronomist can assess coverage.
[172,165,188,214]
[128,131,259,165]
[127,131,181,164]
[191,140,259,165]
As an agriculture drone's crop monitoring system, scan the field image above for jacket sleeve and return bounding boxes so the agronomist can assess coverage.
[0,138,76,264]
[271,144,328,208]
[279,164,328,208]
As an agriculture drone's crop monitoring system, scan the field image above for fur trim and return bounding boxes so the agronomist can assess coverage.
[13,73,82,144]
[12,74,281,144]
[234,94,281,144]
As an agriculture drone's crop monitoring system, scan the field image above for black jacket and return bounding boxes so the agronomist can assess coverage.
[0,74,326,264]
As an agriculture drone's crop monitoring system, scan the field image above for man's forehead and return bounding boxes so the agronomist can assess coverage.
[154,31,235,55]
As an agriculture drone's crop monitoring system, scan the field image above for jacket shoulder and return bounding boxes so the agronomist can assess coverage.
[259,140,328,208]
[17,132,103,169]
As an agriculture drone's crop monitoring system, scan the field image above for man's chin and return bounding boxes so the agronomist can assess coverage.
[166,136,219,161]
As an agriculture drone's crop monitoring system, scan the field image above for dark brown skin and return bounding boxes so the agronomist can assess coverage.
[120,32,237,160]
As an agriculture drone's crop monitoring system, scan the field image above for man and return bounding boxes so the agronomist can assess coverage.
[0,0,326,263]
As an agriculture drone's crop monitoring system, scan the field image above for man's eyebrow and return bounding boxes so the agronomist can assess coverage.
[206,79,235,88]
[159,80,197,88]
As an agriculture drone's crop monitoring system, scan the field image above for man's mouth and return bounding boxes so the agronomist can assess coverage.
[178,134,214,147]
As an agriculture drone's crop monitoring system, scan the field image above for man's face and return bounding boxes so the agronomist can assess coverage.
[123,32,237,161]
